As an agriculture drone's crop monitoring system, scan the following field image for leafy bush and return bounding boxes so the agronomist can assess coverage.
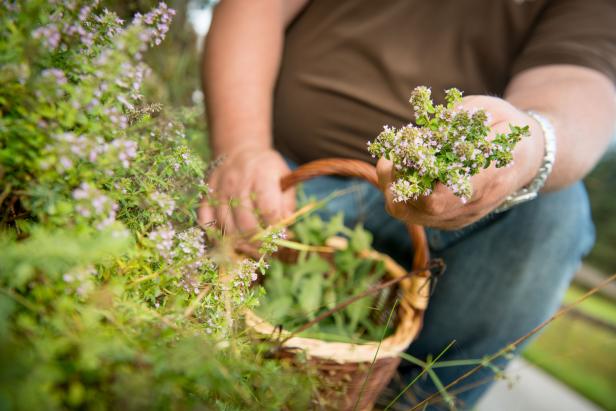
[0,1,313,409]
[584,152,616,273]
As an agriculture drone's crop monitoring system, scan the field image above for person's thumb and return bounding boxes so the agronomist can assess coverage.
[375,158,394,192]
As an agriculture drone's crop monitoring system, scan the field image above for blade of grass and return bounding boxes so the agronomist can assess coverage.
[431,358,485,368]
[354,298,399,411]
[272,239,334,253]
[427,368,456,409]
[410,272,616,410]
[385,340,455,410]
[398,352,428,368]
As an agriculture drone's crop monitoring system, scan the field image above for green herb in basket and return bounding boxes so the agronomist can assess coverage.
[255,213,393,343]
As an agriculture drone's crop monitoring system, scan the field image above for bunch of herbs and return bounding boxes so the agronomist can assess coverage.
[256,213,393,343]
[368,86,529,202]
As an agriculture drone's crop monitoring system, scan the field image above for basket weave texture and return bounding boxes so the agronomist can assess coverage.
[245,158,431,411]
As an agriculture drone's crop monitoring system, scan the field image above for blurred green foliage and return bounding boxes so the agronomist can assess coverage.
[0,1,315,409]
[524,314,616,411]
[584,152,616,274]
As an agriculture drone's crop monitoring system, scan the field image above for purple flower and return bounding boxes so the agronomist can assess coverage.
[78,5,91,21]
[33,24,61,49]
[149,223,176,262]
[41,68,67,85]
[72,183,118,228]
[59,156,73,170]
[109,139,138,167]
[150,191,176,216]
[132,2,176,46]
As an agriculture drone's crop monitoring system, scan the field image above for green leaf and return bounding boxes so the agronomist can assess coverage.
[289,253,329,292]
[345,294,372,332]
[265,260,290,298]
[301,253,330,275]
[334,249,359,276]
[258,296,293,324]
[333,312,347,336]
[293,215,328,245]
[323,213,345,238]
[350,224,372,252]
[298,273,323,318]
[354,260,374,283]
[323,288,336,309]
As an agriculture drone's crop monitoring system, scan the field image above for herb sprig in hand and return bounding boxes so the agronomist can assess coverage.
[368,86,530,203]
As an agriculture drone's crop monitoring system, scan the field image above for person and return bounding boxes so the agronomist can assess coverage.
[199,0,616,409]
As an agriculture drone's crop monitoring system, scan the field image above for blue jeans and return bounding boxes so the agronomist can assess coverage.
[288,160,595,410]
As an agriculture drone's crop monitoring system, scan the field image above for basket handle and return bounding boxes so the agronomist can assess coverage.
[279,158,430,272]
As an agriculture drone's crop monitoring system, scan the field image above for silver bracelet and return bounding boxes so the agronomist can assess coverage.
[494,110,557,213]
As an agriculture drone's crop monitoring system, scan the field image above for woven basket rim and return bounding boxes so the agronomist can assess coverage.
[245,246,430,363]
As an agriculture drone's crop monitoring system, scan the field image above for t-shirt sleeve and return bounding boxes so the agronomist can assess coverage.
[511,0,616,83]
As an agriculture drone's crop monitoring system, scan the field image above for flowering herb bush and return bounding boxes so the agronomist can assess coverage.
[0,1,314,409]
[368,86,529,202]
[256,213,392,343]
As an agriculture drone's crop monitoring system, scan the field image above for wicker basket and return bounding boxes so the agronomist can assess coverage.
[245,158,432,411]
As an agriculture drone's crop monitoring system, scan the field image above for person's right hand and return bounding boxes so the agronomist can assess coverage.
[198,146,296,235]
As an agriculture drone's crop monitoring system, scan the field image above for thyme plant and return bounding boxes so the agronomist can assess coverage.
[0,1,313,409]
[368,86,529,202]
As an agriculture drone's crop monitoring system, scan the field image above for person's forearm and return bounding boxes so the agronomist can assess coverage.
[505,65,616,191]
[202,1,283,156]
[201,0,308,157]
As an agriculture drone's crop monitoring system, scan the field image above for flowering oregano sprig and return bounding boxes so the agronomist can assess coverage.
[258,227,288,255]
[368,86,530,202]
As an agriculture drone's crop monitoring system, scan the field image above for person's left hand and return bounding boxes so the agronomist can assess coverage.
[376,95,545,230]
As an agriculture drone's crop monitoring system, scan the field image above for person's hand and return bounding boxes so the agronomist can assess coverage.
[198,145,295,234]
[376,95,545,230]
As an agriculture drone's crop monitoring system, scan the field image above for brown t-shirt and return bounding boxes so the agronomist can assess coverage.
[273,0,616,165]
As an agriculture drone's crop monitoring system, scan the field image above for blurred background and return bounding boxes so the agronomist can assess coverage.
[110,1,616,409]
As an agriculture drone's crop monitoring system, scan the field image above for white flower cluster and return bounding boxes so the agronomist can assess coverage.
[150,191,176,217]
[148,224,214,295]
[369,86,528,202]
[62,265,97,297]
[232,259,261,302]
[258,227,288,254]
[42,132,137,173]
[171,146,194,172]
[177,227,210,294]
[148,223,176,263]
[107,139,138,167]
[72,183,118,229]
